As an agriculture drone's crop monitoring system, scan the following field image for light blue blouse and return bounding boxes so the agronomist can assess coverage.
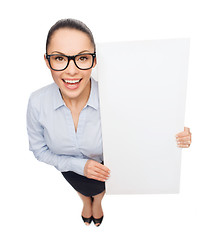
[26,78,103,176]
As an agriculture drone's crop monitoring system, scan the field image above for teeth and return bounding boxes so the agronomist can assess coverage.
[64,79,81,84]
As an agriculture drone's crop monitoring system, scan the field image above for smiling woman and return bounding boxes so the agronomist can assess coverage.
[27,19,110,227]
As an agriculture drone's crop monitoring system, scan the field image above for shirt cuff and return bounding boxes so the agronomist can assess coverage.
[69,158,88,176]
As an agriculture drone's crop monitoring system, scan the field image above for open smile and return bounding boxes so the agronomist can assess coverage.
[62,78,82,84]
[62,78,83,90]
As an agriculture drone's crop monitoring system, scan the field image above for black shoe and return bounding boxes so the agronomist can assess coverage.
[92,216,103,227]
[82,216,93,225]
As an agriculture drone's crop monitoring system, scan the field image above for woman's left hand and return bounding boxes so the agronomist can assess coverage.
[176,127,192,148]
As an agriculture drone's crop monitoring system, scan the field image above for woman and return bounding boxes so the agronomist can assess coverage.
[26,18,192,227]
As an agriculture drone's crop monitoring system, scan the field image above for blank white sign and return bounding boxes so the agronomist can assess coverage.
[97,39,190,194]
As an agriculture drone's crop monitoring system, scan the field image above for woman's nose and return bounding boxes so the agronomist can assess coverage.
[65,59,79,75]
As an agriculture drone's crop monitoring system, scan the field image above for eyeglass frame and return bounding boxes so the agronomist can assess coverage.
[45,52,96,71]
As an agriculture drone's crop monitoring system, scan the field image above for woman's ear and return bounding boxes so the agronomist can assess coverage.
[44,54,50,69]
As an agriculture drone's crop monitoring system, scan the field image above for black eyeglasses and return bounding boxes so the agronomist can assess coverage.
[46,52,96,71]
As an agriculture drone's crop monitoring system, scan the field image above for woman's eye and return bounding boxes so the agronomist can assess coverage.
[55,56,65,61]
[79,56,88,61]
[53,55,66,62]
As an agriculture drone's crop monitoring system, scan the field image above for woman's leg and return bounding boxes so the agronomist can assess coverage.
[77,192,92,226]
[92,190,105,226]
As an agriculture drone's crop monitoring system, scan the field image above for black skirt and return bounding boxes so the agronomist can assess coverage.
[61,168,105,197]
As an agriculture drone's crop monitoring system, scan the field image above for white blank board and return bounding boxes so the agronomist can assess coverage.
[97,39,190,194]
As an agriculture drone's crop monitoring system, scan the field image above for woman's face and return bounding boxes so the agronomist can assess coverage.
[45,28,96,102]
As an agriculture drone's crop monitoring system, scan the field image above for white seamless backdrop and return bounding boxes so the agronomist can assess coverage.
[0,0,208,239]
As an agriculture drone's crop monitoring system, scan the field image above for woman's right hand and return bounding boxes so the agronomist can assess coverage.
[84,160,110,182]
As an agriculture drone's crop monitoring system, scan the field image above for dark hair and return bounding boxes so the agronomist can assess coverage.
[46,18,96,53]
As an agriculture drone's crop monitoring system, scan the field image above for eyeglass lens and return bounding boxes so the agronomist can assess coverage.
[49,54,94,70]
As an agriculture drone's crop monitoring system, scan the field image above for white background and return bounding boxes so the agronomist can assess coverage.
[0,0,208,239]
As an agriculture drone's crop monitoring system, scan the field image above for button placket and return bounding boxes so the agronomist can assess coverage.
[63,106,77,145]
[76,107,87,151]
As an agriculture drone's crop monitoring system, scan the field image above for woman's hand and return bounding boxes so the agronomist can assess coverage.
[176,127,192,148]
[84,160,110,182]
